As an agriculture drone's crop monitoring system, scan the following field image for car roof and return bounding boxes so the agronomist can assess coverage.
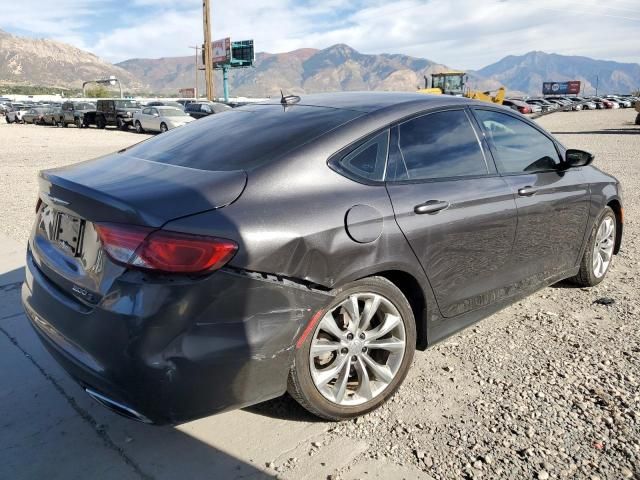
[154,106,183,110]
[257,91,481,113]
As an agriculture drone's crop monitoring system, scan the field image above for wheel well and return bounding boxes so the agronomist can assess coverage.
[376,270,427,350]
[608,199,623,254]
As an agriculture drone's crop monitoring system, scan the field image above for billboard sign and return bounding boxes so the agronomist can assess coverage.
[542,81,581,95]
[231,40,254,67]
[212,37,231,65]
[179,88,195,98]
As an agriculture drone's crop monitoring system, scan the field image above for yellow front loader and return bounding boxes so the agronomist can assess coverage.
[418,71,505,105]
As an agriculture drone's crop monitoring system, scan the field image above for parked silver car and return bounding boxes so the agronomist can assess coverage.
[133,106,195,133]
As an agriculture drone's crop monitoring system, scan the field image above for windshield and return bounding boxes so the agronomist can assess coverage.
[75,103,95,110]
[160,108,188,117]
[115,100,141,109]
[125,104,363,172]
[432,75,464,93]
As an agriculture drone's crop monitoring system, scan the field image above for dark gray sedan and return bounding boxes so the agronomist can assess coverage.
[22,92,622,424]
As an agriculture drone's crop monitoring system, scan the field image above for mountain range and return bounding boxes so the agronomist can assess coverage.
[116,44,502,97]
[1,28,638,96]
[0,29,143,91]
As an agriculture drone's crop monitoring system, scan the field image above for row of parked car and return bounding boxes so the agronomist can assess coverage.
[501,94,638,115]
[0,97,234,133]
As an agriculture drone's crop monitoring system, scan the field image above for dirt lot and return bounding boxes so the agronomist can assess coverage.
[0,110,638,480]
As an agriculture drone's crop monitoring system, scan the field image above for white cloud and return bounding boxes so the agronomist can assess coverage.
[2,0,639,68]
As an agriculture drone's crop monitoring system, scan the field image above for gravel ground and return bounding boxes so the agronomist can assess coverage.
[1,109,638,480]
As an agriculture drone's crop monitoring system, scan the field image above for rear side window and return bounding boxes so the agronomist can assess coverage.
[125,104,363,171]
[474,110,560,174]
[337,131,389,182]
[392,110,488,181]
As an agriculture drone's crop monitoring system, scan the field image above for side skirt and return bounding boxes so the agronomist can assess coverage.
[426,267,579,348]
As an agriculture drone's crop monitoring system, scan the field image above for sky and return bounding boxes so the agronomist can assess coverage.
[2,0,640,69]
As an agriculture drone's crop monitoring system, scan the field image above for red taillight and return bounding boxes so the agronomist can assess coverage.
[519,106,531,114]
[95,223,237,274]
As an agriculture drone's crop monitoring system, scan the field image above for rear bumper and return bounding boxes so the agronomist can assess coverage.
[22,249,331,424]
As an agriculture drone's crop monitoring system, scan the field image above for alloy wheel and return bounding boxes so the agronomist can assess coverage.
[592,216,615,278]
[309,293,406,406]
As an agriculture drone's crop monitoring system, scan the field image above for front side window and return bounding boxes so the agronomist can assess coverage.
[392,109,488,181]
[474,110,560,174]
[337,130,389,182]
[142,108,151,115]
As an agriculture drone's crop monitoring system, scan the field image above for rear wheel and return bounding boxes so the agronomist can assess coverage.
[160,122,168,133]
[288,276,416,420]
[572,207,617,287]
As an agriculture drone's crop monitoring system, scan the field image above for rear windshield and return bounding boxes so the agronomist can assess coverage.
[114,100,140,109]
[75,103,95,110]
[125,104,362,171]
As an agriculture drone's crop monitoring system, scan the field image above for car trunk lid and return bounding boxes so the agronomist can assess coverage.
[31,153,246,304]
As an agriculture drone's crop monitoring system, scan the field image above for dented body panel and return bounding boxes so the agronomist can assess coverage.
[23,249,331,424]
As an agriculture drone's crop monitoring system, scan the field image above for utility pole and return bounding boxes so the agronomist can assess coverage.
[202,0,214,100]
[189,46,200,99]
[595,75,599,96]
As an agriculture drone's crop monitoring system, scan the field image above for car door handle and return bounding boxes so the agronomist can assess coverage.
[517,186,538,197]
[414,200,450,215]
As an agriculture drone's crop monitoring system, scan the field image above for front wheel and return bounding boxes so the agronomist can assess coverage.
[572,207,617,287]
[288,276,416,420]
[160,122,168,133]
[135,121,144,133]
[75,118,83,128]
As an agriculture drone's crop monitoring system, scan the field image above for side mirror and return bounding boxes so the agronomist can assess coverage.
[563,149,594,168]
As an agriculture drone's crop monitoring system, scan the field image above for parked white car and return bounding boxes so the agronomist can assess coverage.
[133,106,195,133]
[5,104,30,123]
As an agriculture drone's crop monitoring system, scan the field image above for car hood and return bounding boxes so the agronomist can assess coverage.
[165,116,194,123]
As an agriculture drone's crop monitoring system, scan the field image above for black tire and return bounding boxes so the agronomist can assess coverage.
[135,121,144,133]
[75,118,83,128]
[571,207,617,287]
[160,122,168,133]
[288,276,416,421]
[635,113,640,126]
[5,116,10,124]
[117,117,129,130]
[96,116,106,129]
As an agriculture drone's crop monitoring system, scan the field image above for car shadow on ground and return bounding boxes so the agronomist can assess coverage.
[243,392,323,422]
[550,279,580,289]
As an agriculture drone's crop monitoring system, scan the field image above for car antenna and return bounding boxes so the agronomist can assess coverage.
[280,89,301,106]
